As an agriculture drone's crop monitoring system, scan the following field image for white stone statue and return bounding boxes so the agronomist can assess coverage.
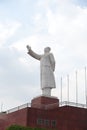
[26,45,56,96]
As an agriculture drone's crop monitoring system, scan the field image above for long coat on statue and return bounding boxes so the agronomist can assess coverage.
[28,49,56,90]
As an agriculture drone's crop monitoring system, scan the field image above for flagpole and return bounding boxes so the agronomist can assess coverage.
[76,71,78,105]
[85,67,87,107]
[61,77,62,104]
[67,75,69,103]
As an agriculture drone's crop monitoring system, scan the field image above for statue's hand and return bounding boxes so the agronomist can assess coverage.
[26,45,31,51]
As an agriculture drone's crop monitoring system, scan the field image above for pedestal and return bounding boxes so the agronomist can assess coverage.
[31,96,59,110]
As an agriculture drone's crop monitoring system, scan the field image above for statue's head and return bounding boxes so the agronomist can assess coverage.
[44,47,51,53]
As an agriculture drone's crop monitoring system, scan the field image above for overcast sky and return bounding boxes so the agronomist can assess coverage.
[0,0,87,111]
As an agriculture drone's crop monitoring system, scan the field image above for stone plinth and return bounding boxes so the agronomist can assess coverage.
[31,96,59,109]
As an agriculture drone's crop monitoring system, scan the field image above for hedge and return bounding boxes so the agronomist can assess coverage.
[6,125,46,130]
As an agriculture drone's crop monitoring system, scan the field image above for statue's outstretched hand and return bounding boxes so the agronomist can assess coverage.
[26,45,31,51]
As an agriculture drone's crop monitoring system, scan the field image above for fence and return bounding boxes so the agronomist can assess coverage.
[5,101,87,114]
[6,103,31,114]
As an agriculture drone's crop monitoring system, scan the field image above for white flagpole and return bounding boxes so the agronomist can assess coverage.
[61,77,62,104]
[1,102,3,112]
[85,67,87,107]
[67,75,69,103]
[76,71,78,105]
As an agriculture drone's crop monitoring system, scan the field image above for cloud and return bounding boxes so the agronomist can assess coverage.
[0,21,21,47]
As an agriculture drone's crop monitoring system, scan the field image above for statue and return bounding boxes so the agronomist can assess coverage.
[26,45,56,96]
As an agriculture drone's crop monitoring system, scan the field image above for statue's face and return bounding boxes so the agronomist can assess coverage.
[44,47,51,53]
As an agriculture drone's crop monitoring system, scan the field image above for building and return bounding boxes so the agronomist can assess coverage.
[0,96,87,130]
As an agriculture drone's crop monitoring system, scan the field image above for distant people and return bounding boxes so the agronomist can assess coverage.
[26,45,56,96]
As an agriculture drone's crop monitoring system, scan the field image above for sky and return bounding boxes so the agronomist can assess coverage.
[0,0,87,111]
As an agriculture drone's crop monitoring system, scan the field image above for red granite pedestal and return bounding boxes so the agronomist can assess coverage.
[31,96,59,109]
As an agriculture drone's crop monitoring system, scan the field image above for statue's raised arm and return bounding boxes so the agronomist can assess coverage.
[26,45,42,60]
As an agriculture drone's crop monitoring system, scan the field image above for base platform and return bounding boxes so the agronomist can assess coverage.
[31,96,59,109]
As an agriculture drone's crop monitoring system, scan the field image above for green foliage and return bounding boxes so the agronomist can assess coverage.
[6,125,27,130]
[6,125,46,130]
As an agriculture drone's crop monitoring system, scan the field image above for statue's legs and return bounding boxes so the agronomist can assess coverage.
[42,88,51,96]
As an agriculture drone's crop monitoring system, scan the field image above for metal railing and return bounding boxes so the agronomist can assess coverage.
[5,101,87,114]
[59,101,87,108]
[6,103,31,114]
